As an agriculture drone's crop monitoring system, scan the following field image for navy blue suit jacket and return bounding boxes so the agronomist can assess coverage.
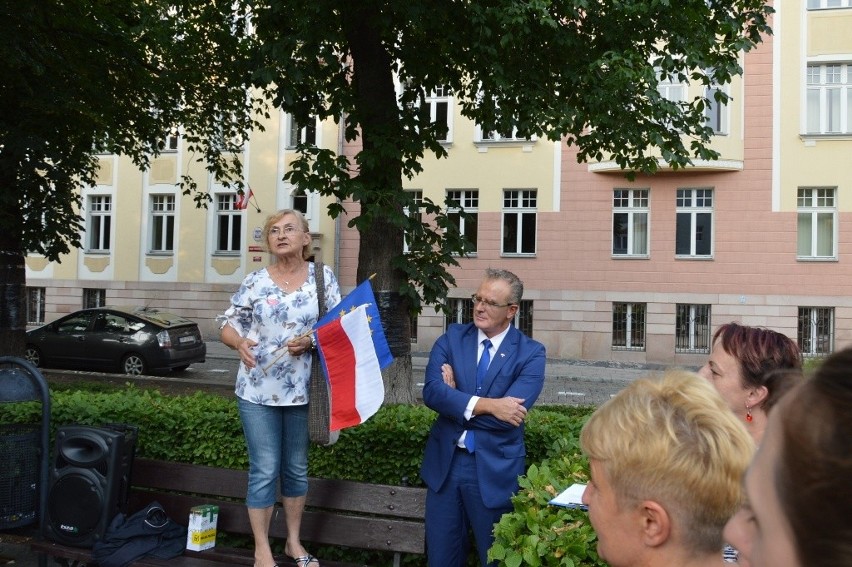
[420,323,546,508]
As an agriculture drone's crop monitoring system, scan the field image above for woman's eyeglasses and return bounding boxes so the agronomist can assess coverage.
[269,225,302,236]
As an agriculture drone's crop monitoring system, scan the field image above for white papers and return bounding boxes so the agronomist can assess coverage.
[549,483,588,510]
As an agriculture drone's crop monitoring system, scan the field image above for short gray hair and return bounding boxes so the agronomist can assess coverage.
[485,268,523,304]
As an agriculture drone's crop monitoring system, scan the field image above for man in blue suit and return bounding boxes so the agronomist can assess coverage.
[421,268,546,567]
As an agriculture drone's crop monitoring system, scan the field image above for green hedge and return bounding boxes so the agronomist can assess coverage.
[0,386,602,566]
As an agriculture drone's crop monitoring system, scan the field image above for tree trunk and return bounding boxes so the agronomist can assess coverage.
[343,5,416,404]
[0,170,27,358]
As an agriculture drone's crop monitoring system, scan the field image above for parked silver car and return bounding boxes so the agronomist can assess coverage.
[25,306,206,375]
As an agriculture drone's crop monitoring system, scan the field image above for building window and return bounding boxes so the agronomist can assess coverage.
[86,195,112,252]
[705,83,728,135]
[445,297,474,327]
[27,287,46,325]
[403,190,423,254]
[798,306,834,357]
[445,297,534,337]
[797,187,836,259]
[83,288,106,309]
[806,63,852,134]
[216,194,243,253]
[502,189,537,255]
[149,194,176,253]
[447,189,478,253]
[675,304,711,354]
[426,85,453,143]
[410,313,418,344]
[612,303,646,350]
[808,0,852,7]
[676,188,713,257]
[657,69,687,103]
[163,127,179,152]
[613,189,649,256]
[287,114,317,147]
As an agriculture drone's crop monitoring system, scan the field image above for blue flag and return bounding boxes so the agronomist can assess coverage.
[316,279,394,369]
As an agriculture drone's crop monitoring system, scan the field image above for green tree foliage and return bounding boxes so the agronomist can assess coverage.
[0,1,773,397]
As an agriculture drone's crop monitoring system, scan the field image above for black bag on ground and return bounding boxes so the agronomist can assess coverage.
[91,501,186,567]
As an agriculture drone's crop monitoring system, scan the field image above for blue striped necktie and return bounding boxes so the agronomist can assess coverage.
[465,338,492,453]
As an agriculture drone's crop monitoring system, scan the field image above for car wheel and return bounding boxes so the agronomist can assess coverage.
[121,353,147,375]
[173,364,190,372]
[25,345,42,367]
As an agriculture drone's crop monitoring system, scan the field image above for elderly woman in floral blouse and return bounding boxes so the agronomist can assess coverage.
[219,209,340,567]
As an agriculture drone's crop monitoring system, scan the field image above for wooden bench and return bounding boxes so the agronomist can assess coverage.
[32,458,426,567]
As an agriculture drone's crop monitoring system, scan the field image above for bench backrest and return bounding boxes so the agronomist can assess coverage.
[128,459,426,555]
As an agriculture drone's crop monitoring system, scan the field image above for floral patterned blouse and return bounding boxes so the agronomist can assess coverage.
[217,262,341,406]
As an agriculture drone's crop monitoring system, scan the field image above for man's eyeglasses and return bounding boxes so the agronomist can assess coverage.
[470,294,515,309]
[269,225,302,236]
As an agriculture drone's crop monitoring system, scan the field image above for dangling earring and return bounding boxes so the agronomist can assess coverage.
[745,404,753,423]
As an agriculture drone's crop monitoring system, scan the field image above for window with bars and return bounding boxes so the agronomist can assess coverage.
[676,188,713,257]
[797,187,836,259]
[798,306,834,357]
[83,288,106,309]
[444,297,534,337]
[613,189,649,256]
[86,195,112,252]
[216,194,243,253]
[447,189,479,253]
[675,304,711,353]
[27,287,46,324]
[612,303,646,350]
[149,194,176,253]
[502,189,537,255]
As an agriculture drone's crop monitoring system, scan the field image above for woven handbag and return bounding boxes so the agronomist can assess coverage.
[308,261,339,446]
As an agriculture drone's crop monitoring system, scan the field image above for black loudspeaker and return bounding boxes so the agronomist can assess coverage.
[44,424,137,548]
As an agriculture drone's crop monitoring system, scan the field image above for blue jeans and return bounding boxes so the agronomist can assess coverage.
[238,398,309,508]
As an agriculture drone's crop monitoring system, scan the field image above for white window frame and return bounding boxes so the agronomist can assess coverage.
[612,188,649,257]
[807,0,852,9]
[83,288,106,309]
[27,287,46,325]
[149,194,176,253]
[86,195,112,252]
[612,302,646,351]
[798,306,834,357]
[797,187,837,260]
[215,193,243,254]
[403,189,424,254]
[163,126,179,152]
[286,113,317,148]
[806,63,851,135]
[426,85,453,143]
[447,189,478,253]
[502,189,537,256]
[675,188,714,258]
[675,304,711,354]
[705,83,729,135]
[657,69,687,104]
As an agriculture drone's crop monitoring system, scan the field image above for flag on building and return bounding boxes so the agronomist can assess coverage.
[313,279,393,429]
[235,187,253,210]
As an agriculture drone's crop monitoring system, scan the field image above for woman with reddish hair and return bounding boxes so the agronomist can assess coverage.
[698,322,802,444]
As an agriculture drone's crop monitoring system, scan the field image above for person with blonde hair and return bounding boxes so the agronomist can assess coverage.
[580,370,754,567]
[218,209,341,567]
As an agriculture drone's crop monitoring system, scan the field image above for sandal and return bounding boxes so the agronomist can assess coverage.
[290,555,319,567]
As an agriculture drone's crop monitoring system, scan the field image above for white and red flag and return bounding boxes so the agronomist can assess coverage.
[314,303,390,430]
[235,187,254,210]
